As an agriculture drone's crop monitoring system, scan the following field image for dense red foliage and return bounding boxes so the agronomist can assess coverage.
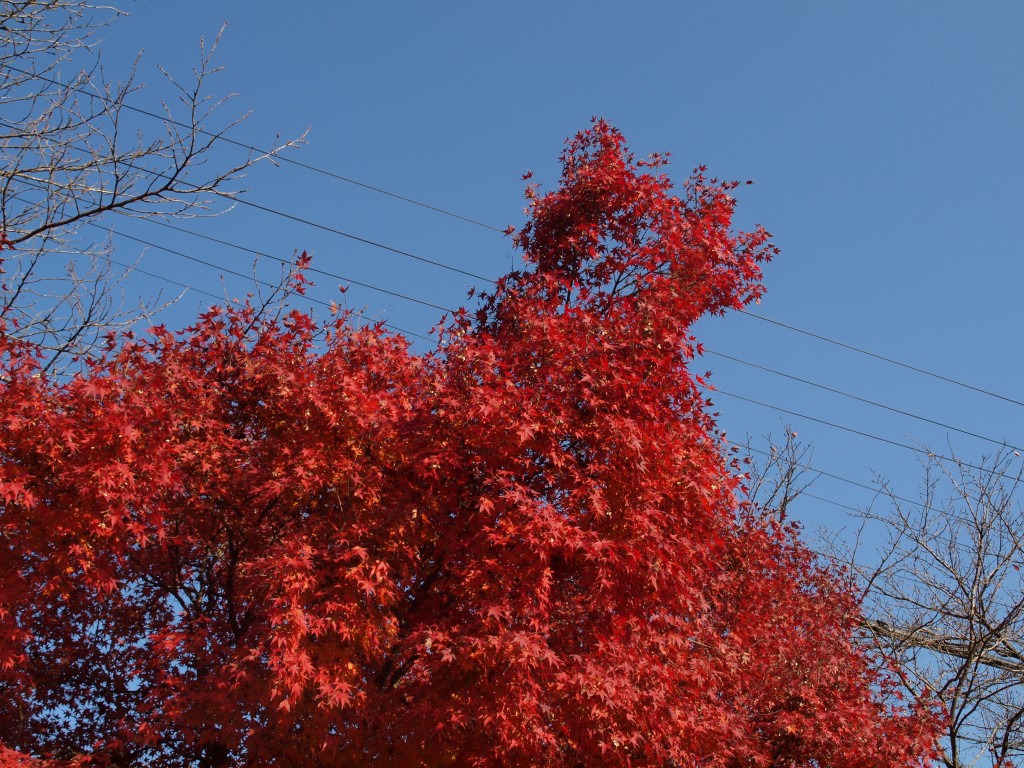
[0,122,939,766]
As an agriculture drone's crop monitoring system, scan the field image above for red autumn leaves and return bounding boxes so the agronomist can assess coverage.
[0,122,940,767]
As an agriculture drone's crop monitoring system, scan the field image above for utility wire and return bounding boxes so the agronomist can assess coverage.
[0,119,494,284]
[9,64,1019,412]
[221,193,494,283]
[742,441,1024,591]
[707,349,1023,453]
[731,453,1024,613]
[800,491,862,515]
[739,445,1024,587]
[106,256,264,309]
[16,184,1020,455]
[97,219,1024,468]
[742,311,1024,409]
[1,191,434,342]
[740,443,925,511]
[92,224,434,343]
[9,171,461,320]
[2,63,507,234]
[717,390,1023,485]
[741,450,1000,560]
[9,84,1023,442]
[9,69,1019,416]
[138,215,458,314]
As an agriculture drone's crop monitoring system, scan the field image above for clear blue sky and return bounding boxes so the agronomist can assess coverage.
[85,2,1024,553]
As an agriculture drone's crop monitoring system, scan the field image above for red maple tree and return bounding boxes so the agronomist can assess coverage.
[0,122,940,767]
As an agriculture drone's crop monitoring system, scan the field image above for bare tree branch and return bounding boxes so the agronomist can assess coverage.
[855,449,1024,767]
[737,426,818,520]
[0,1,304,372]
[864,618,1024,676]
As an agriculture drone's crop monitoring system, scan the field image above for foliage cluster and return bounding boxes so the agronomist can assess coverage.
[0,122,940,766]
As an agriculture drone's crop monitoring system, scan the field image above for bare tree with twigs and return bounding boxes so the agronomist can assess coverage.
[0,0,303,371]
[858,449,1024,768]
[743,431,1024,768]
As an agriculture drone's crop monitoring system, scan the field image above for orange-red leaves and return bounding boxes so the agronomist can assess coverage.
[0,122,939,768]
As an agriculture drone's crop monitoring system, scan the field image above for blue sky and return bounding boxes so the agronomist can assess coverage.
[76,3,1024,552]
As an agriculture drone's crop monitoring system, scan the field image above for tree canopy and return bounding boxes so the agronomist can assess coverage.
[0,121,940,767]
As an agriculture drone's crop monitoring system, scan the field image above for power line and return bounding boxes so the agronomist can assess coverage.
[800,491,862,515]
[0,124,495,285]
[8,171,463,321]
[9,64,1021,415]
[1,63,507,234]
[739,443,925,511]
[718,389,933,454]
[90,221,1024,473]
[17,195,1020,458]
[732,454,1024,609]
[739,445,1024,584]
[9,86,1023,451]
[21,212,1013,503]
[11,72,1020,421]
[717,390,1023,485]
[106,256,261,307]
[742,311,1024,409]
[91,224,434,343]
[137,216,458,314]
[108,150,497,283]
[222,193,494,283]
[745,460,1002,560]
[707,349,1023,453]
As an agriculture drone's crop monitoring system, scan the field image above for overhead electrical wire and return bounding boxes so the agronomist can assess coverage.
[7,64,1021,415]
[105,256,270,309]
[2,183,437,339]
[96,216,1024,465]
[6,69,1022,456]
[219,192,494,283]
[739,445,1016,546]
[20,201,1023,464]
[0,123,495,284]
[2,63,507,234]
[96,207,1024,457]
[731,451,1024,598]
[47,223,1021,494]
[148,209,1024,463]
[706,349,1023,453]
[90,224,434,343]
[107,257,427,342]
[737,447,1024,593]
[799,491,862,515]
[10,167,1019,460]
[741,310,1024,409]
[139,216,458,314]
[716,390,1023,485]
[739,443,925,511]
[6,176,461,320]
[26,207,1014,504]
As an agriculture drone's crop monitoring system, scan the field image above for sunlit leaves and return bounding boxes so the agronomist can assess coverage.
[0,122,940,767]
